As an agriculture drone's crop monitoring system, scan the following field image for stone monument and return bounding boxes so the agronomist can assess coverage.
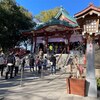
[86,35,97,97]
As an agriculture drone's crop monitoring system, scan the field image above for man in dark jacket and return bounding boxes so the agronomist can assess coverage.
[50,55,56,74]
[5,51,15,79]
[29,55,34,72]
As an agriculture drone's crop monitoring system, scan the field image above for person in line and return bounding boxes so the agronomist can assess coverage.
[5,51,15,79]
[35,56,42,74]
[29,55,34,72]
[35,56,39,72]
[0,50,6,76]
[37,48,44,74]
[21,56,25,72]
[38,48,44,59]
[43,56,47,70]
[15,54,21,76]
[50,54,56,74]
[49,44,53,54]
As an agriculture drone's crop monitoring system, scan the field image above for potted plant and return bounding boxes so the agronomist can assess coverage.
[66,55,86,96]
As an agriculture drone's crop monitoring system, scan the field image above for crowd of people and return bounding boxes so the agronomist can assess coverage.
[0,50,23,79]
[0,48,57,80]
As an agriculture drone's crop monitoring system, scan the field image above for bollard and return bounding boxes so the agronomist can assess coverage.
[41,66,44,79]
[20,67,24,87]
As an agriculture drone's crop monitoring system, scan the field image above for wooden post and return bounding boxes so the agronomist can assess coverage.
[30,32,33,54]
[45,33,48,53]
[67,31,72,53]
[46,33,48,46]
[86,35,97,97]
[34,33,37,53]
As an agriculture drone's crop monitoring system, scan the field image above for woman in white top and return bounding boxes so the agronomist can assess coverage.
[15,54,21,76]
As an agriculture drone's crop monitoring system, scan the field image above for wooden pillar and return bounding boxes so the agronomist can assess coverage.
[67,31,72,53]
[64,33,67,53]
[30,33,33,54]
[34,33,37,53]
[45,33,48,48]
[67,40,70,53]
[86,35,97,97]
[42,33,48,53]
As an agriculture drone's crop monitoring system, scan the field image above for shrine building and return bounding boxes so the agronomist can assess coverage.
[22,7,83,54]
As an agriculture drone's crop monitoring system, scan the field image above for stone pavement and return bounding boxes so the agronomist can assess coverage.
[0,69,99,100]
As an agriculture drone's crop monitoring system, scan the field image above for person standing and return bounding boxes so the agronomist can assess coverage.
[38,48,44,59]
[43,56,47,70]
[0,50,6,76]
[49,44,53,54]
[21,56,26,72]
[38,48,44,74]
[29,55,34,72]
[15,54,21,76]
[35,56,39,72]
[5,51,15,79]
[50,55,56,74]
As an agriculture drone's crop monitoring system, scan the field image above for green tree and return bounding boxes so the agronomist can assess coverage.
[35,7,60,22]
[0,0,35,51]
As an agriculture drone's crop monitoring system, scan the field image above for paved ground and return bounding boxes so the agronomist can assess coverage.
[0,44,100,100]
[0,69,99,100]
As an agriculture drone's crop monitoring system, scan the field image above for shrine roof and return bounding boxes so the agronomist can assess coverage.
[75,3,100,18]
[20,7,79,35]
[34,18,78,30]
[55,7,77,24]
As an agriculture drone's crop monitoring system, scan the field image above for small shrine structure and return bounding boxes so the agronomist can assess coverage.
[75,3,100,45]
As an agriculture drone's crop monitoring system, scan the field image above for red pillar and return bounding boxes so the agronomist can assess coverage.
[45,33,48,53]
[67,32,72,53]
[46,33,48,48]
[34,33,37,53]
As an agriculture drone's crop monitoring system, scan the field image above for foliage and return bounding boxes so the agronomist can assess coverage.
[35,7,60,22]
[97,78,100,90]
[0,0,35,51]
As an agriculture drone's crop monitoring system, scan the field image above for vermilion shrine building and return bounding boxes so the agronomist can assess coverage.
[22,7,83,53]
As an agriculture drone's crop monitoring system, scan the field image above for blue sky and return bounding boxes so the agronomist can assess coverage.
[16,0,100,16]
